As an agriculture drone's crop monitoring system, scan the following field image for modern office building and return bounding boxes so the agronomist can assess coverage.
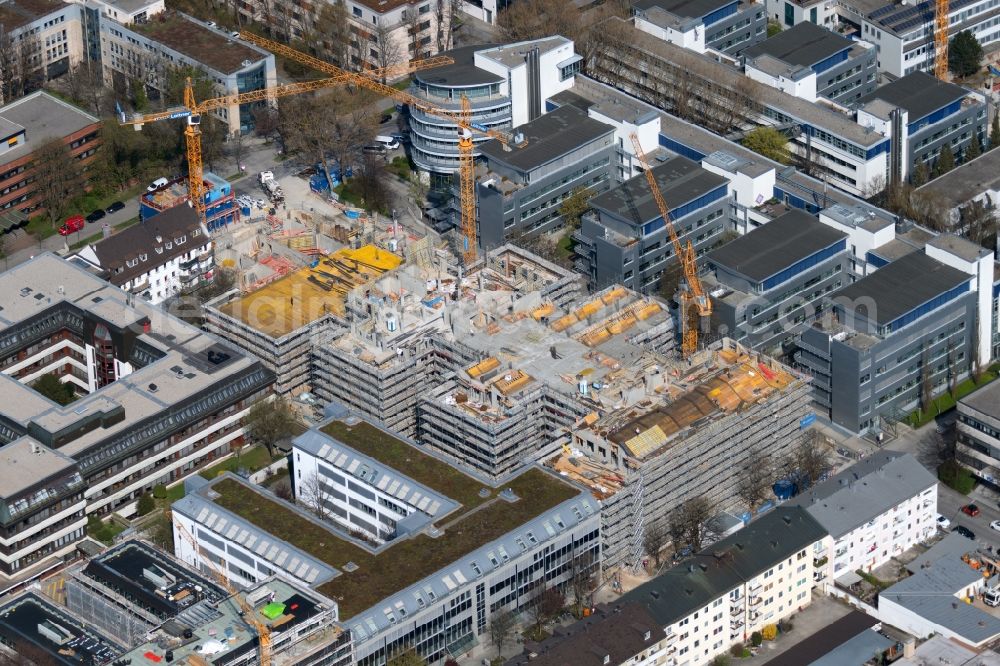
[0,91,100,215]
[573,154,730,293]
[796,247,981,433]
[764,0,838,28]
[620,507,827,664]
[0,0,85,100]
[789,451,937,588]
[742,22,877,104]
[632,0,767,55]
[858,72,987,183]
[407,37,580,182]
[704,209,849,355]
[0,254,273,577]
[548,338,812,571]
[74,203,213,304]
[173,417,601,666]
[474,104,617,249]
[956,378,1000,487]
[92,8,277,134]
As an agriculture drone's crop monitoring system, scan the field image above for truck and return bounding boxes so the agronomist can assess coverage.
[258,171,284,203]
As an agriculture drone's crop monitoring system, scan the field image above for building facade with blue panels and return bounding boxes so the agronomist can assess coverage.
[632,0,767,55]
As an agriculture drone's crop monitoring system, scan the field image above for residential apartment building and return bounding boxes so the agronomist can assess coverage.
[0,91,99,215]
[704,209,849,355]
[548,338,812,571]
[632,0,767,55]
[858,72,987,183]
[742,22,877,104]
[620,507,827,665]
[173,417,601,666]
[407,37,580,182]
[90,6,277,134]
[0,254,273,578]
[74,204,213,304]
[474,104,617,249]
[573,154,730,293]
[796,245,983,433]
[505,603,670,666]
[789,451,937,588]
[956,377,1000,487]
[765,0,838,28]
[587,18,891,197]
[0,0,85,99]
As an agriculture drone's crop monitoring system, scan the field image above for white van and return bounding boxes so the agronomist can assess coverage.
[374,135,400,150]
[147,177,168,192]
[986,588,1000,607]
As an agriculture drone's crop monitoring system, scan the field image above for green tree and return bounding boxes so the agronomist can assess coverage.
[153,484,168,499]
[766,20,781,37]
[991,114,1000,150]
[244,396,299,456]
[965,134,981,161]
[131,78,148,112]
[558,186,593,232]
[742,127,790,164]
[910,160,929,186]
[136,493,155,516]
[948,31,983,78]
[32,373,75,405]
[934,143,956,177]
[32,138,83,231]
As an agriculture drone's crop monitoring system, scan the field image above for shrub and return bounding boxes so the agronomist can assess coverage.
[742,648,751,658]
[939,459,976,494]
[762,624,778,641]
[713,656,730,666]
[153,484,168,500]
[778,620,793,633]
[729,643,744,658]
[136,493,155,516]
[751,631,763,647]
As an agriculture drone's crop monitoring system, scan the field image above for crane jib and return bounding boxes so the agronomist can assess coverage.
[169,110,192,120]
[471,123,488,132]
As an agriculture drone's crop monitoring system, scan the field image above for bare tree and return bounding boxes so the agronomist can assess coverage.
[230,129,246,174]
[244,395,299,456]
[297,471,331,519]
[0,26,40,103]
[357,152,390,213]
[962,200,997,248]
[524,586,564,639]
[252,106,280,143]
[32,138,83,231]
[737,446,774,511]
[312,0,352,68]
[64,62,110,116]
[435,0,461,52]
[668,496,714,554]
[498,0,580,42]
[568,551,595,616]
[372,21,403,84]
[643,522,669,568]
[920,347,934,418]
[918,427,957,469]
[489,610,516,658]
[795,431,830,490]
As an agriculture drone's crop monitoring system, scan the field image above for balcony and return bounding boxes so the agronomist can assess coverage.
[730,616,745,629]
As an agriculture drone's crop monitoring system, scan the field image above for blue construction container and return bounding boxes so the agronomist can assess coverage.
[772,479,795,500]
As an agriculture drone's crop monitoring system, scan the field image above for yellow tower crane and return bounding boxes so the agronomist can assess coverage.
[173,517,272,665]
[935,0,950,79]
[628,132,711,358]
[125,52,454,218]
[240,32,529,266]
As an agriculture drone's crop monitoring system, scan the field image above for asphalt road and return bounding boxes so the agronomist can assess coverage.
[937,481,1000,552]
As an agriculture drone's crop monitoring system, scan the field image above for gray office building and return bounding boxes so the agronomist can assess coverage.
[705,209,849,355]
[796,251,976,433]
[633,0,767,54]
[742,22,877,104]
[573,155,730,293]
[475,105,617,249]
[957,380,1000,488]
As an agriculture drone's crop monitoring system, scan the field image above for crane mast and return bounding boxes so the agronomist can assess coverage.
[935,0,949,79]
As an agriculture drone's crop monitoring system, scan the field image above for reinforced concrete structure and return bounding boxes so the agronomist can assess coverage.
[0,254,273,578]
[205,244,402,394]
[0,592,124,665]
[173,417,600,666]
[547,338,811,571]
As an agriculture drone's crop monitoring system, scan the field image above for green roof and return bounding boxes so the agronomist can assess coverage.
[212,461,579,619]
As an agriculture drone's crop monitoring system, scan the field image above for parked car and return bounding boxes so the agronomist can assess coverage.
[962,504,981,517]
[105,201,125,214]
[379,112,393,124]
[58,215,85,236]
[955,525,976,539]
[990,520,1000,532]
[230,30,240,38]
[147,177,169,192]
[936,514,951,530]
[362,144,386,157]
[86,209,106,223]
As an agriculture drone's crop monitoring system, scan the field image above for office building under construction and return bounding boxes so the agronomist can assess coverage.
[546,338,812,572]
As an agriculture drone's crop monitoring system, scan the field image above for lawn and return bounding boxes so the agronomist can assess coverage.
[907,366,1000,427]
[387,156,412,181]
[87,515,125,545]
[199,445,276,480]
[212,466,579,620]
[556,233,574,261]
[333,182,365,208]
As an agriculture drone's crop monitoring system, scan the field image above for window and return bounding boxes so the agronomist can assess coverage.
[559,57,582,81]
[353,6,362,16]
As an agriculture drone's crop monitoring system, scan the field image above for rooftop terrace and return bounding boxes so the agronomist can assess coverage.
[217,245,402,337]
[208,421,581,619]
[133,12,268,74]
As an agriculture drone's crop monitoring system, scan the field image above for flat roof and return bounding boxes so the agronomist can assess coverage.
[133,12,269,74]
[927,233,992,263]
[0,92,98,167]
[195,420,584,620]
[620,507,827,627]
[707,209,846,283]
[216,245,401,337]
[590,155,728,227]
[860,71,969,123]
[764,612,887,666]
[476,37,572,70]
[413,43,502,87]
[959,376,1000,417]
[916,147,1000,208]
[788,452,936,539]
[742,22,853,68]
[0,593,123,665]
[634,0,735,20]
[479,105,614,172]
[0,0,68,31]
[831,251,971,327]
[0,437,77,501]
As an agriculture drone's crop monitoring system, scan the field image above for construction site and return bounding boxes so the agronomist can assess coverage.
[546,338,812,572]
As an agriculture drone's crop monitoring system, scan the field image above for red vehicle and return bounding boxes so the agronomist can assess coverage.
[962,504,981,517]
[58,215,84,236]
